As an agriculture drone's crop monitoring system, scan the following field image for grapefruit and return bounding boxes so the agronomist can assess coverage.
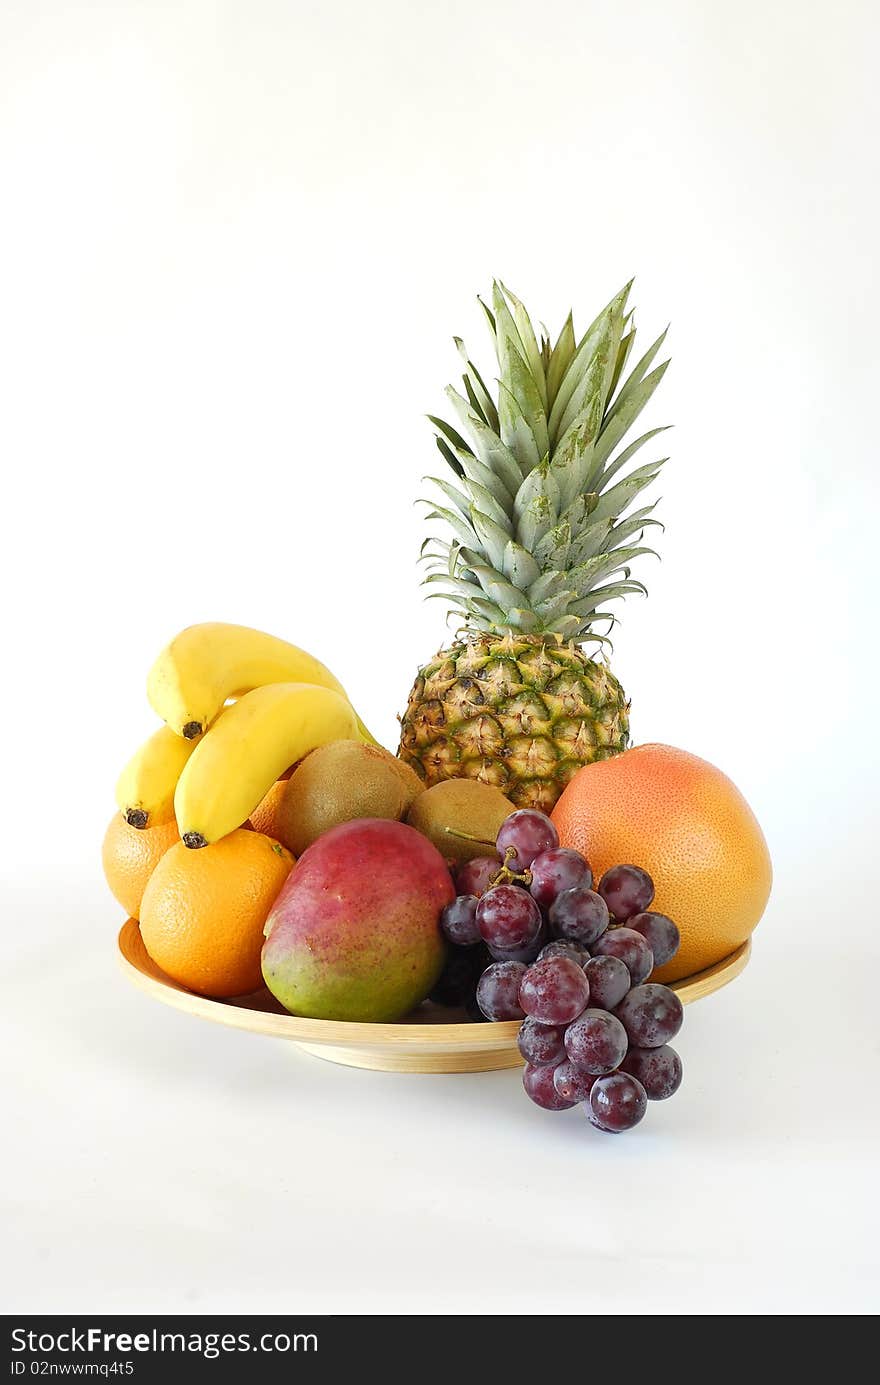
[551,743,772,982]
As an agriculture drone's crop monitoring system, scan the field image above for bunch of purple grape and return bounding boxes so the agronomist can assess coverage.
[437,808,685,1134]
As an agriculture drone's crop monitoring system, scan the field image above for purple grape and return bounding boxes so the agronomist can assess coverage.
[476,884,542,951]
[597,864,654,920]
[615,984,683,1048]
[528,847,591,910]
[548,885,609,947]
[564,1008,629,1075]
[496,810,558,870]
[591,926,653,984]
[620,1044,683,1100]
[588,1072,648,1132]
[518,956,590,1025]
[553,1061,598,1104]
[627,911,680,969]
[522,1062,575,1110]
[454,855,502,896]
[476,961,527,1021]
[538,939,591,968]
[488,920,547,965]
[583,955,631,1010]
[439,895,481,947]
[517,1016,567,1067]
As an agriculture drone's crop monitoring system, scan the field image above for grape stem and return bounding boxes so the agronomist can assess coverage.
[489,846,533,890]
[439,832,533,889]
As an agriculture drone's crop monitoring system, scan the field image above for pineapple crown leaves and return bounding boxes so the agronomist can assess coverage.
[420,279,671,643]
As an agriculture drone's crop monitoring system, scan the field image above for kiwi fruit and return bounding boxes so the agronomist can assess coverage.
[274,740,421,856]
[405,780,514,863]
[384,755,425,813]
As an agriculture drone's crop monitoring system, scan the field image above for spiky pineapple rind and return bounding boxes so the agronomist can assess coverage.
[398,633,630,813]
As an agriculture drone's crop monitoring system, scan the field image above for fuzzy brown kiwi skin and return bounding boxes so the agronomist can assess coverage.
[360,745,424,814]
[277,741,417,856]
[386,755,425,813]
[405,780,514,864]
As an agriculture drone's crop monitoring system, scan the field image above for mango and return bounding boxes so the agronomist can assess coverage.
[261,818,452,1022]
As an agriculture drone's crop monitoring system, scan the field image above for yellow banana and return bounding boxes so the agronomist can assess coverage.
[115,724,200,829]
[174,682,360,847]
[147,622,377,744]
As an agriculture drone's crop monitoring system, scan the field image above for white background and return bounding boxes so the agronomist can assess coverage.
[1,0,878,1315]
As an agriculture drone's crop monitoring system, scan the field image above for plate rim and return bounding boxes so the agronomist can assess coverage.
[117,919,751,1051]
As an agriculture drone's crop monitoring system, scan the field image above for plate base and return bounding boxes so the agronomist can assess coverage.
[293,1040,527,1074]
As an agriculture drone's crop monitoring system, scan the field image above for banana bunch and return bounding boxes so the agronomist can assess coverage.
[115,623,377,847]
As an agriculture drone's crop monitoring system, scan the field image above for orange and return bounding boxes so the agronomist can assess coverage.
[247,780,293,846]
[102,813,180,920]
[551,743,772,983]
[139,828,295,997]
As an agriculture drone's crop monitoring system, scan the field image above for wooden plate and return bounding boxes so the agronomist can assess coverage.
[117,920,750,1073]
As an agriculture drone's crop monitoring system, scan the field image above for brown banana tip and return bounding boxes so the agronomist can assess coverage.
[182,721,203,740]
[182,831,208,850]
[124,808,149,830]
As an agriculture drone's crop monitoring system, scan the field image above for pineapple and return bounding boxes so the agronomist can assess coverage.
[398,280,670,813]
